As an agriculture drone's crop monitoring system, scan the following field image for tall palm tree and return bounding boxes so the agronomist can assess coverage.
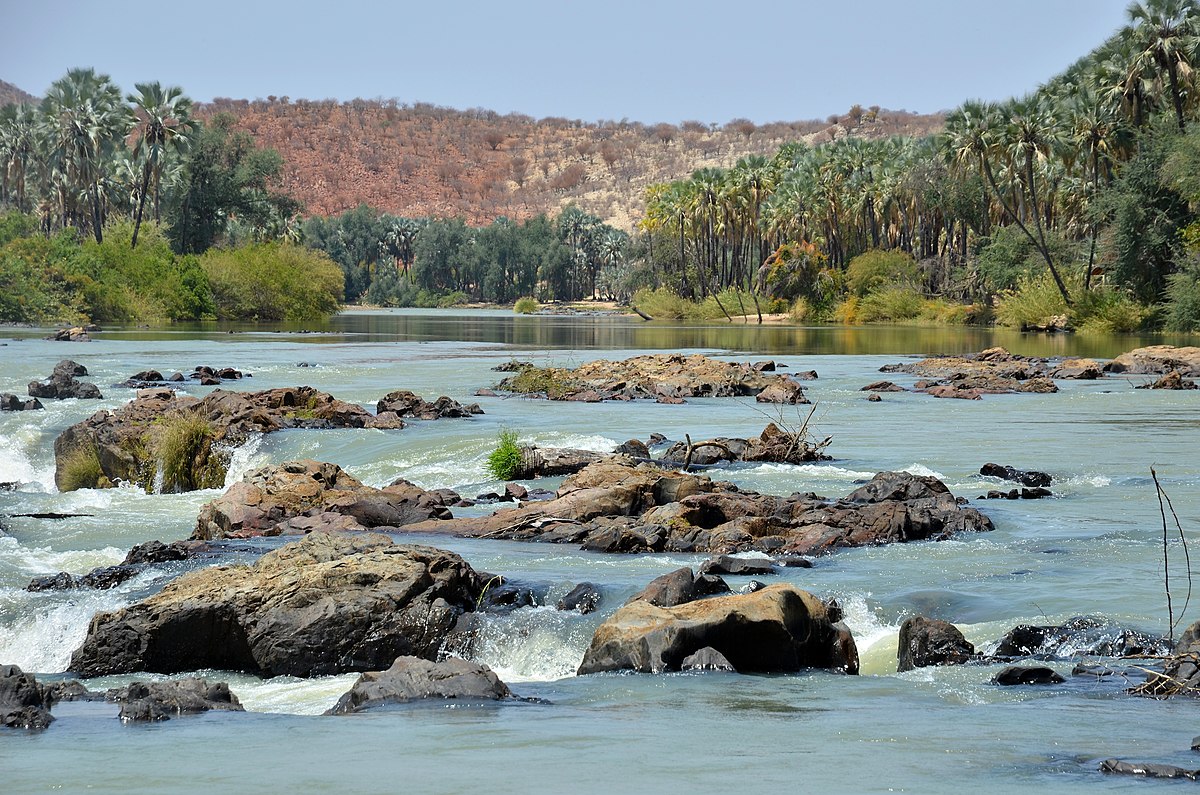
[128,82,196,246]
[1126,0,1200,130]
[41,68,131,243]
[0,103,41,212]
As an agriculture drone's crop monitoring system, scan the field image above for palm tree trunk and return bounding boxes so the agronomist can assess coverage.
[1169,63,1187,132]
[132,162,153,248]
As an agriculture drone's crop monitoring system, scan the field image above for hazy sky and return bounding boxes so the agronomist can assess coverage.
[4,0,1132,123]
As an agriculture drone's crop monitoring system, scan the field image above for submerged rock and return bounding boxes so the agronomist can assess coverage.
[1100,759,1200,780]
[699,555,777,577]
[897,616,975,672]
[193,459,455,540]
[110,679,243,722]
[980,463,1052,488]
[1129,619,1200,698]
[326,656,525,714]
[0,664,55,730]
[26,539,213,593]
[557,582,601,614]
[70,533,488,678]
[578,583,858,675]
[991,616,1166,660]
[991,665,1065,686]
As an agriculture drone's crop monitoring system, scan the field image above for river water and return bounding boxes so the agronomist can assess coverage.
[1,310,1197,793]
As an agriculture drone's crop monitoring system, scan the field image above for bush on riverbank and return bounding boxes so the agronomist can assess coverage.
[200,243,344,322]
[632,287,786,320]
[995,271,1155,332]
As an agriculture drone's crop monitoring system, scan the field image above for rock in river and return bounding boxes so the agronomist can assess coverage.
[897,616,975,672]
[1,664,55,730]
[326,656,525,714]
[69,533,488,678]
[577,582,858,675]
[110,679,244,722]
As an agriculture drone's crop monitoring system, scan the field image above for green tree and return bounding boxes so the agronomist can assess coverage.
[127,82,197,247]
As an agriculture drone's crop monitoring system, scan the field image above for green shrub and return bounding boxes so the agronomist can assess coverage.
[58,446,107,492]
[832,296,861,324]
[201,242,343,321]
[514,296,538,314]
[994,270,1072,328]
[917,298,975,325]
[858,287,924,322]
[152,413,223,492]
[1074,288,1154,334]
[486,429,524,481]
[845,249,920,297]
[1165,261,1200,332]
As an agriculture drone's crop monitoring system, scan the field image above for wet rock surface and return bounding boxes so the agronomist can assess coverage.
[629,567,730,608]
[375,390,483,421]
[979,463,1052,488]
[26,539,213,592]
[0,393,43,411]
[110,679,244,722]
[991,665,1065,685]
[578,582,858,675]
[991,615,1167,660]
[1104,345,1200,377]
[1100,759,1200,780]
[1,665,55,730]
[193,459,455,540]
[557,582,602,614]
[897,616,976,672]
[326,656,527,714]
[69,533,488,678]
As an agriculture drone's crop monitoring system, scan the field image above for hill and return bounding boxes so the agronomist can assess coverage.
[0,80,38,107]
[200,98,944,228]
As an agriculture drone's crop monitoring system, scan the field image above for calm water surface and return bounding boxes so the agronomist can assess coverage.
[0,310,1197,794]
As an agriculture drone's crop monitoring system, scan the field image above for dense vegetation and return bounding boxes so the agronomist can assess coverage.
[0,70,336,323]
[632,0,1200,332]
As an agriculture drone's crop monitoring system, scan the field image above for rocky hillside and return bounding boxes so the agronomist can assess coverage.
[0,80,38,107]
[200,98,944,228]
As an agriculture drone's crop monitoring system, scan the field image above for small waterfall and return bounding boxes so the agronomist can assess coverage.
[446,605,600,682]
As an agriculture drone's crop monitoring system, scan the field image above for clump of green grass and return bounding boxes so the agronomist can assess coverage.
[486,429,524,481]
[58,445,107,492]
[153,413,223,492]
[514,296,539,314]
[501,365,578,399]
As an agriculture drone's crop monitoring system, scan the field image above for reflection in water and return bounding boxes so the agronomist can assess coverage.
[55,307,1197,357]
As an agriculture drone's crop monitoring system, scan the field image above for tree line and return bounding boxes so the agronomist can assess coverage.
[634,0,1200,331]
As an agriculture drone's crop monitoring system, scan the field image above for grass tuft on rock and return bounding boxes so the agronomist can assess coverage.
[486,429,524,481]
[59,445,108,492]
[152,413,223,493]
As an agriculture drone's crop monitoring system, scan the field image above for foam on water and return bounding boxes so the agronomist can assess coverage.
[0,423,57,491]
[0,587,131,672]
[224,435,268,486]
[900,463,946,479]
[227,672,360,715]
[0,536,124,576]
[452,605,598,683]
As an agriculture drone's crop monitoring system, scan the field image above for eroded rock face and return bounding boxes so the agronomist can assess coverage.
[193,460,455,540]
[400,462,992,557]
[110,679,243,722]
[69,533,487,678]
[326,656,520,714]
[493,354,806,403]
[897,616,975,672]
[0,665,55,730]
[52,386,383,492]
[577,583,858,675]
[1105,345,1200,377]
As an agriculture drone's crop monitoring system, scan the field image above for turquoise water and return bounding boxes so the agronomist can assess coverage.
[1,310,1197,793]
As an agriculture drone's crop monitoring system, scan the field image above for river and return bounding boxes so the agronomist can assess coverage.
[1,310,1197,793]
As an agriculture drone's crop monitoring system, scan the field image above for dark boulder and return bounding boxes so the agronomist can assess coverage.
[1100,760,1200,780]
[0,665,55,730]
[28,360,102,400]
[45,680,103,702]
[699,555,777,577]
[326,656,523,714]
[69,533,488,678]
[579,583,858,675]
[557,582,601,614]
[375,390,483,420]
[861,381,905,392]
[0,393,43,411]
[613,439,650,459]
[991,665,1065,685]
[991,616,1167,659]
[980,463,1052,488]
[897,616,975,672]
[110,679,243,722]
[629,567,730,608]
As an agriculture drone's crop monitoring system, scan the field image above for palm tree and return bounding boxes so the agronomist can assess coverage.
[128,82,196,246]
[0,103,41,212]
[1126,0,1199,130]
[41,68,131,242]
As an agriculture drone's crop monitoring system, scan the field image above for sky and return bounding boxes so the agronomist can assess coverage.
[3,0,1133,123]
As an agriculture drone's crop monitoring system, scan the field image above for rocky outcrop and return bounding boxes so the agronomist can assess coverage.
[577,583,858,675]
[493,353,810,403]
[69,533,488,678]
[193,459,455,540]
[1046,359,1104,379]
[110,679,244,722]
[659,422,832,466]
[861,381,905,392]
[1104,345,1200,377]
[0,393,43,411]
[29,360,102,400]
[45,326,94,342]
[53,386,389,492]
[326,656,523,714]
[375,390,483,422]
[1135,371,1197,390]
[881,348,1061,397]
[1,665,55,730]
[508,447,609,479]
[992,616,1166,660]
[896,616,975,672]
[399,461,993,557]
[754,377,809,405]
